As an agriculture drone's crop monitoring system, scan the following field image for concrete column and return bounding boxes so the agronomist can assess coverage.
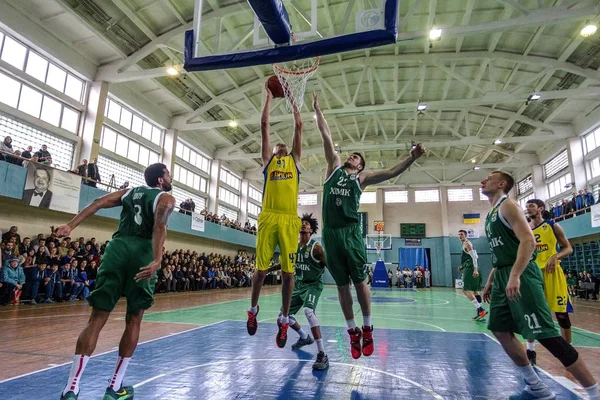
[440,187,449,237]
[79,81,109,167]
[439,188,452,287]
[208,159,221,214]
[567,137,587,191]
[162,129,177,172]
[240,179,249,224]
[531,165,546,200]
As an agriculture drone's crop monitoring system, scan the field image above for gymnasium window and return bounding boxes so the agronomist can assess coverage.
[584,127,600,154]
[593,184,599,204]
[0,113,74,171]
[543,150,569,180]
[175,139,211,174]
[0,31,85,102]
[478,188,487,201]
[298,193,317,206]
[218,204,239,221]
[249,186,263,203]
[97,155,145,189]
[219,187,240,208]
[0,72,80,134]
[104,98,162,145]
[247,202,261,217]
[517,175,533,195]
[415,189,439,203]
[360,191,377,204]
[100,126,160,167]
[448,188,473,202]
[173,163,207,193]
[248,217,258,228]
[546,173,572,198]
[220,167,241,191]
[171,185,206,211]
[518,193,534,210]
[384,190,408,203]
[588,155,600,179]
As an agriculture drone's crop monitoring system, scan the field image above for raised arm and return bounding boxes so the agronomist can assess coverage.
[261,84,274,167]
[136,193,175,281]
[54,189,129,237]
[313,92,340,178]
[313,242,327,267]
[359,143,425,190]
[290,101,303,163]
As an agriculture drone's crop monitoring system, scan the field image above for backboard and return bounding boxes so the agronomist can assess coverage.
[185,0,399,72]
[366,234,392,259]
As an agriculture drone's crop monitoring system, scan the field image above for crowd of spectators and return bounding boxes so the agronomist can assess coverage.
[549,189,596,220]
[200,209,257,235]
[0,136,53,168]
[0,224,259,306]
[366,265,430,288]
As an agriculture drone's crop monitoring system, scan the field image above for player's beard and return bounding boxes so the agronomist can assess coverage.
[162,182,173,192]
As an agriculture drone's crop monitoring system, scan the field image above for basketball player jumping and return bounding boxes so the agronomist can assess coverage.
[57,163,175,400]
[457,230,487,321]
[481,171,599,400]
[524,199,574,366]
[313,92,424,359]
[247,82,303,348]
[269,213,329,370]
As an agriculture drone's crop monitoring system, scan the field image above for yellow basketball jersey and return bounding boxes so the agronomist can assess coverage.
[262,154,299,214]
[532,220,560,269]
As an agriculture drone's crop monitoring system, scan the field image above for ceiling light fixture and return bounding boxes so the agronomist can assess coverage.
[429,27,442,41]
[494,139,502,144]
[417,103,428,111]
[473,165,480,170]
[166,66,179,76]
[228,120,238,128]
[581,23,598,37]
[528,93,541,101]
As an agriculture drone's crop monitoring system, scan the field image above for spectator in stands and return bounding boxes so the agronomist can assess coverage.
[19,237,32,255]
[21,146,32,159]
[0,136,13,161]
[584,189,595,207]
[29,261,48,304]
[10,150,23,167]
[1,242,17,267]
[75,263,93,299]
[77,159,88,179]
[119,182,129,190]
[414,267,424,287]
[45,263,63,303]
[87,157,101,187]
[425,267,431,288]
[0,257,25,306]
[35,145,51,163]
[567,272,578,297]
[2,226,21,245]
[584,272,597,300]
[22,154,38,168]
[42,156,54,167]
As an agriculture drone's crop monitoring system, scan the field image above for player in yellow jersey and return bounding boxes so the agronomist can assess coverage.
[525,199,573,366]
[247,81,303,349]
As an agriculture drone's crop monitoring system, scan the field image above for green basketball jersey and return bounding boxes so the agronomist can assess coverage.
[322,165,362,229]
[484,196,536,268]
[461,241,474,269]
[113,186,165,240]
[294,238,325,285]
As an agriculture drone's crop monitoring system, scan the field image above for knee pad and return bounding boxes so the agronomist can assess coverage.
[303,307,320,328]
[538,336,578,368]
[556,312,571,330]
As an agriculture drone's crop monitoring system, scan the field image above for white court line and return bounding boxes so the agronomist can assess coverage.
[482,333,584,399]
[144,294,278,317]
[132,358,444,400]
[0,320,229,384]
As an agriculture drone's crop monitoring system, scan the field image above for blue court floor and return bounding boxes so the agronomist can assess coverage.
[0,321,581,399]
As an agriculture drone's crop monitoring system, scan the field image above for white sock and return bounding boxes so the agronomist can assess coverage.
[472,299,481,309]
[280,315,289,324]
[584,384,600,400]
[363,315,371,327]
[297,327,308,339]
[518,364,543,388]
[316,338,325,353]
[249,306,258,314]
[527,341,535,351]
[63,354,89,395]
[346,319,356,329]
[109,357,131,390]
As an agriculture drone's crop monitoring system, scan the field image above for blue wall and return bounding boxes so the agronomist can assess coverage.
[0,161,256,249]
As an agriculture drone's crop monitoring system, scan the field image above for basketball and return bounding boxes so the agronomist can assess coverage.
[267,75,285,98]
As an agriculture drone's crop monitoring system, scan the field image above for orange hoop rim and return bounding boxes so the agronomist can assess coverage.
[273,56,321,76]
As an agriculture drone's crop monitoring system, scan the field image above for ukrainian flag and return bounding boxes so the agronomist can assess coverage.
[463,213,480,224]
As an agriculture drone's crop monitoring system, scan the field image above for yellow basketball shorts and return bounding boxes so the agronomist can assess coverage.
[256,211,301,274]
[541,265,571,313]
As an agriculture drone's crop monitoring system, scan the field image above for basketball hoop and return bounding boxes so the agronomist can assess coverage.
[375,242,382,257]
[272,57,320,112]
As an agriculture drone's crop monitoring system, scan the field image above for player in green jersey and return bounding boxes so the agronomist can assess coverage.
[56,163,175,400]
[457,229,486,321]
[313,92,425,359]
[270,213,329,370]
[481,171,599,400]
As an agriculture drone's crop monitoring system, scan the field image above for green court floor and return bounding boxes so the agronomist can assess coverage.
[143,287,600,348]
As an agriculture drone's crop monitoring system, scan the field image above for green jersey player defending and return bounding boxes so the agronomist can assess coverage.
[57,163,175,400]
[457,230,486,321]
[270,213,329,370]
[481,171,599,400]
[313,92,425,359]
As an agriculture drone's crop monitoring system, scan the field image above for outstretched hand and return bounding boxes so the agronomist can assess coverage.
[264,82,273,100]
[312,91,319,110]
[411,143,425,159]
[54,224,72,238]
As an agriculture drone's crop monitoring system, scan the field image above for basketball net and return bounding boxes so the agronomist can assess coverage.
[273,57,320,112]
[375,242,382,258]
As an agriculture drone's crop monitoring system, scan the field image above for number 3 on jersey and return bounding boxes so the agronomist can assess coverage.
[134,205,143,225]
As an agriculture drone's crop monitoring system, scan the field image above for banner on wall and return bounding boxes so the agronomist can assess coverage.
[22,164,80,214]
[463,213,481,224]
[466,228,479,239]
[191,212,205,232]
[592,204,600,228]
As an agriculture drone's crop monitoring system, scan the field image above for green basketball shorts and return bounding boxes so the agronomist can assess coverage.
[487,261,559,340]
[87,237,157,314]
[462,266,483,292]
[322,224,367,286]
[289,282,323,316]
